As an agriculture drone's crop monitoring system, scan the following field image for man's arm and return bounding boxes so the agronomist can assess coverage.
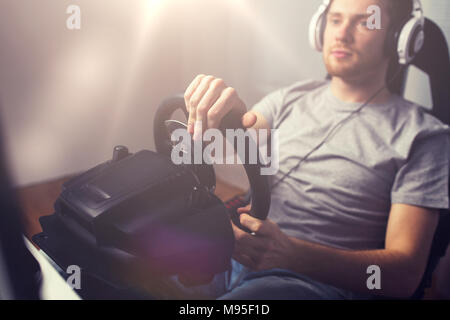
[234,203,439,298]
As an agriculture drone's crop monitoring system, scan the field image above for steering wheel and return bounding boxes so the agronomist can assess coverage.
[153,94,271,225]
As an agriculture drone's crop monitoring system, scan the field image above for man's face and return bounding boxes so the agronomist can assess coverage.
[323,0,391,79]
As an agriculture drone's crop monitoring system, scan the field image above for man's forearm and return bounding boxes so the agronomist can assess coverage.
[287,237,423,298]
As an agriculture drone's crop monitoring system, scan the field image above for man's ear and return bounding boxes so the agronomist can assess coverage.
[383,22,397,58]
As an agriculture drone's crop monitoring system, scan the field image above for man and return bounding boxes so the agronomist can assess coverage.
[179,0,450,299]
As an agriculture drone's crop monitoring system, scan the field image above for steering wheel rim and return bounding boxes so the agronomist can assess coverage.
[153,94,271,220]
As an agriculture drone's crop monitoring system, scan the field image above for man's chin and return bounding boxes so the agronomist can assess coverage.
[326,67,360,78]
[325,60,361,78]
[324,54,361,77]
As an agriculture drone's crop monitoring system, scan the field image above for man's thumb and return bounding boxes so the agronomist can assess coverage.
[241,111,257,128]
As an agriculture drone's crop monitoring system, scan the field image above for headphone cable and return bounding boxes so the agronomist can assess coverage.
[270,66,406,191]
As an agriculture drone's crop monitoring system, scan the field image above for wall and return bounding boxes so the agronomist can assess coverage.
[0,0,186,186]
[0,0,448,188]
[0,0,322,187]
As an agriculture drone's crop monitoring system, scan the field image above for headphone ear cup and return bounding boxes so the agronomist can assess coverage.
[384,16,411,62]
[309,1,330,52]
[309,12,323,51]
[409,25,425,58]
[384,16,413,64]
[397,18,425,64]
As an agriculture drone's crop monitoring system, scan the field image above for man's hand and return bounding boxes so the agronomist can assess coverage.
[184,74,257,140]
[232,205,295,271]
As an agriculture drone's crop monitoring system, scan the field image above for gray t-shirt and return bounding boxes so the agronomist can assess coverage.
[252,80,450,250]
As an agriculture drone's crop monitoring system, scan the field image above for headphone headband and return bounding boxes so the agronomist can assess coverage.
[412,0,424,20]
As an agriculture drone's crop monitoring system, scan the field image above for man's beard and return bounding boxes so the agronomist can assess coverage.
[324,49,386,80]
[324,51,366,78]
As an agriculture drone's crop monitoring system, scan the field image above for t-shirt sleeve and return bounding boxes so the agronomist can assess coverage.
[251,88,286,129]
[251,80,328,129]
[391,129,450,210]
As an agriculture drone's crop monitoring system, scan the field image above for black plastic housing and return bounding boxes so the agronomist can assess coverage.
[33,150,235,297]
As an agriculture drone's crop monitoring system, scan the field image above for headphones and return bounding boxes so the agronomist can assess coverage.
[309,0,425,65]
[273,1,424,190]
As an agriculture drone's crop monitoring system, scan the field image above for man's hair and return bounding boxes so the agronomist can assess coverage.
[383,0,414,30]
[326,0,414,31]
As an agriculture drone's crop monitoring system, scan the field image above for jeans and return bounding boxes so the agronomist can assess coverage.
[166,259,370,300]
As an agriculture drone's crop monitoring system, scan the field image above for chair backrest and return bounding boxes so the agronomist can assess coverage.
[388,19,450,127]
[388,18,450,300]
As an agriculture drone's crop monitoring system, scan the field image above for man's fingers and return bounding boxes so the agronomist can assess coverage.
[197,78,226,131]
[235,207,272,237]
[206,88,236,129]
[231,220,250,241]
[231,220,268,251]
[185,75,205,134]
[184,74,205,111]
[187,75,213,135]
[237,204,252,214]
[190,76,215,135]
[184,75,247,136]
[189,76,216,139]
[232,230,263,261]
[239,214,271,236]
[187,113,197,135]
[192,120,203,141]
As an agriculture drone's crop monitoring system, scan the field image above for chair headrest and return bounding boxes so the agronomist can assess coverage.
[389,18,450,126]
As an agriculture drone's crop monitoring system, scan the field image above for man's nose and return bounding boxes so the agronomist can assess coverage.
[335,21,353,44]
